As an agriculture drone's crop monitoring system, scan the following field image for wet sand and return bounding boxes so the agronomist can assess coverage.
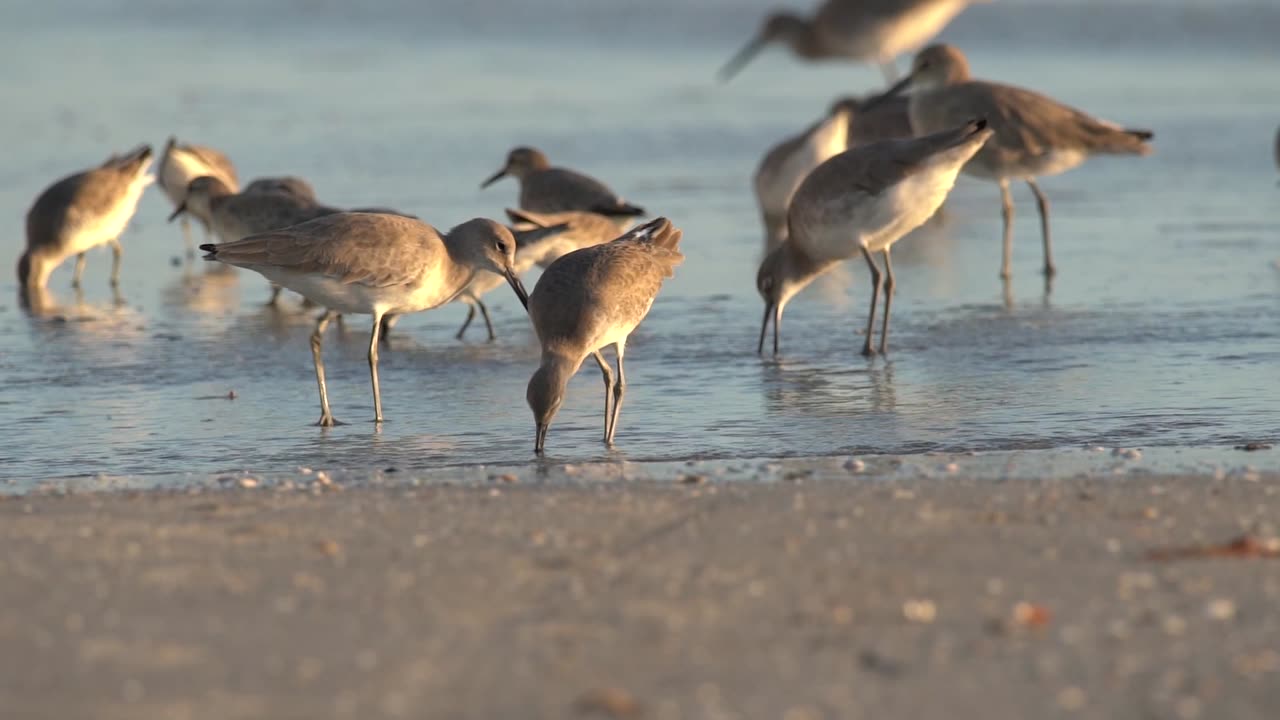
[3,466,1279,719]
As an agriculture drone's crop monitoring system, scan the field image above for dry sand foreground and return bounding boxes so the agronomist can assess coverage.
[2,470,1279,719]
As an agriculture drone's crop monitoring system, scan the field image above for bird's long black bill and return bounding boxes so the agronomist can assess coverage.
[718,36,766,82]
[480,168,508,189]
[757,302,773,355]
[535,422,549,454]
[506,271,530,310]
[167,204,187,222]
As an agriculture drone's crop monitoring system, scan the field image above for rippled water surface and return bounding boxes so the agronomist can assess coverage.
[1,0,1278,489]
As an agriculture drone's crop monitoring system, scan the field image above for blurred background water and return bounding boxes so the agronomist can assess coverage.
[0,0,1277,489]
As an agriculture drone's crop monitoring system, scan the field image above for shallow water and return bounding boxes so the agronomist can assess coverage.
[1,0,1278,490]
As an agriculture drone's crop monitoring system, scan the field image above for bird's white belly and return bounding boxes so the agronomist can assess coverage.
[250,267,464,316]
[796,164,960,259]
[65,175,153,255]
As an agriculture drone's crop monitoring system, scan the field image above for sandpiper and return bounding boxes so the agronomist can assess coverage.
[877,44,1154,279]
[525,217,683,453]
[481,147,645,220]
[757,119,992,357]
[719,0,990,82]
[754,103,853,251]
[19,145,154,292]
[437,219,572,342]
[157,138,238,253]
[442,209,619,341]
[201,213,528,426]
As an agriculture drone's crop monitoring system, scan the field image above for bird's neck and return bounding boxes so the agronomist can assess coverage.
[539,350,584,383]
[17,249,55,291]
[778,242,836,305]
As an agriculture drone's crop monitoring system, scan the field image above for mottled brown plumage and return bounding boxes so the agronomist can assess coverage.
[526,218,683,453]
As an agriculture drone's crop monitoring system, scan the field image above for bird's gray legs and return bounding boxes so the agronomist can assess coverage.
[108,238,123,287]
[999,180,1015,279]
[455,298,495,341]
[592,350,615,443]
[1026,178,1055,277]
[368,311,385,424]
[71,253,86,288]
[311,310,339,426]
[455,304,477,338]
[860,246,883,357]
[606,343,627,445]
[879,248,895,355]
[476,300,496,341]
[267,284,283,307]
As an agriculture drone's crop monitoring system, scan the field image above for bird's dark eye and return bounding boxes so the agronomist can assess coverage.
[494,240,507,254]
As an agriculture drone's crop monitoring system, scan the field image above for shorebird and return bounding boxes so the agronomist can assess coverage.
[439,209,622,342]
[18,145,153,292]
[157,138,238,254]
[754,103,853,251]
[757,119,992,357]
[424,219,574,342]
[877,44,1154,279]
[200,213,529,426]
[481,147,645,220]
[526,217,683,453]
[719,0,990,82]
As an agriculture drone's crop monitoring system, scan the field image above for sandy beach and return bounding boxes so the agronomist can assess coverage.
[3,465,1279,719]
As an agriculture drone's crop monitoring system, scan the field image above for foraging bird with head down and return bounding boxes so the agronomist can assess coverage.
[19,144,153,293]
[757,119,993,357]
[526,217,683,454]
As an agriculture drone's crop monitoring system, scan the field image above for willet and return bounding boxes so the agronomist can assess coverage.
[877,44,1154,278]
[157,138,238,254]
[481,147,645,220]
[754,103,853,251]
[438,210,618,342]
[719,0,990,82]
[200,213,529,426]
[19,145,154,292]
[526,217,683,453]
[757,119,992,357]
[435,219,573,342]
